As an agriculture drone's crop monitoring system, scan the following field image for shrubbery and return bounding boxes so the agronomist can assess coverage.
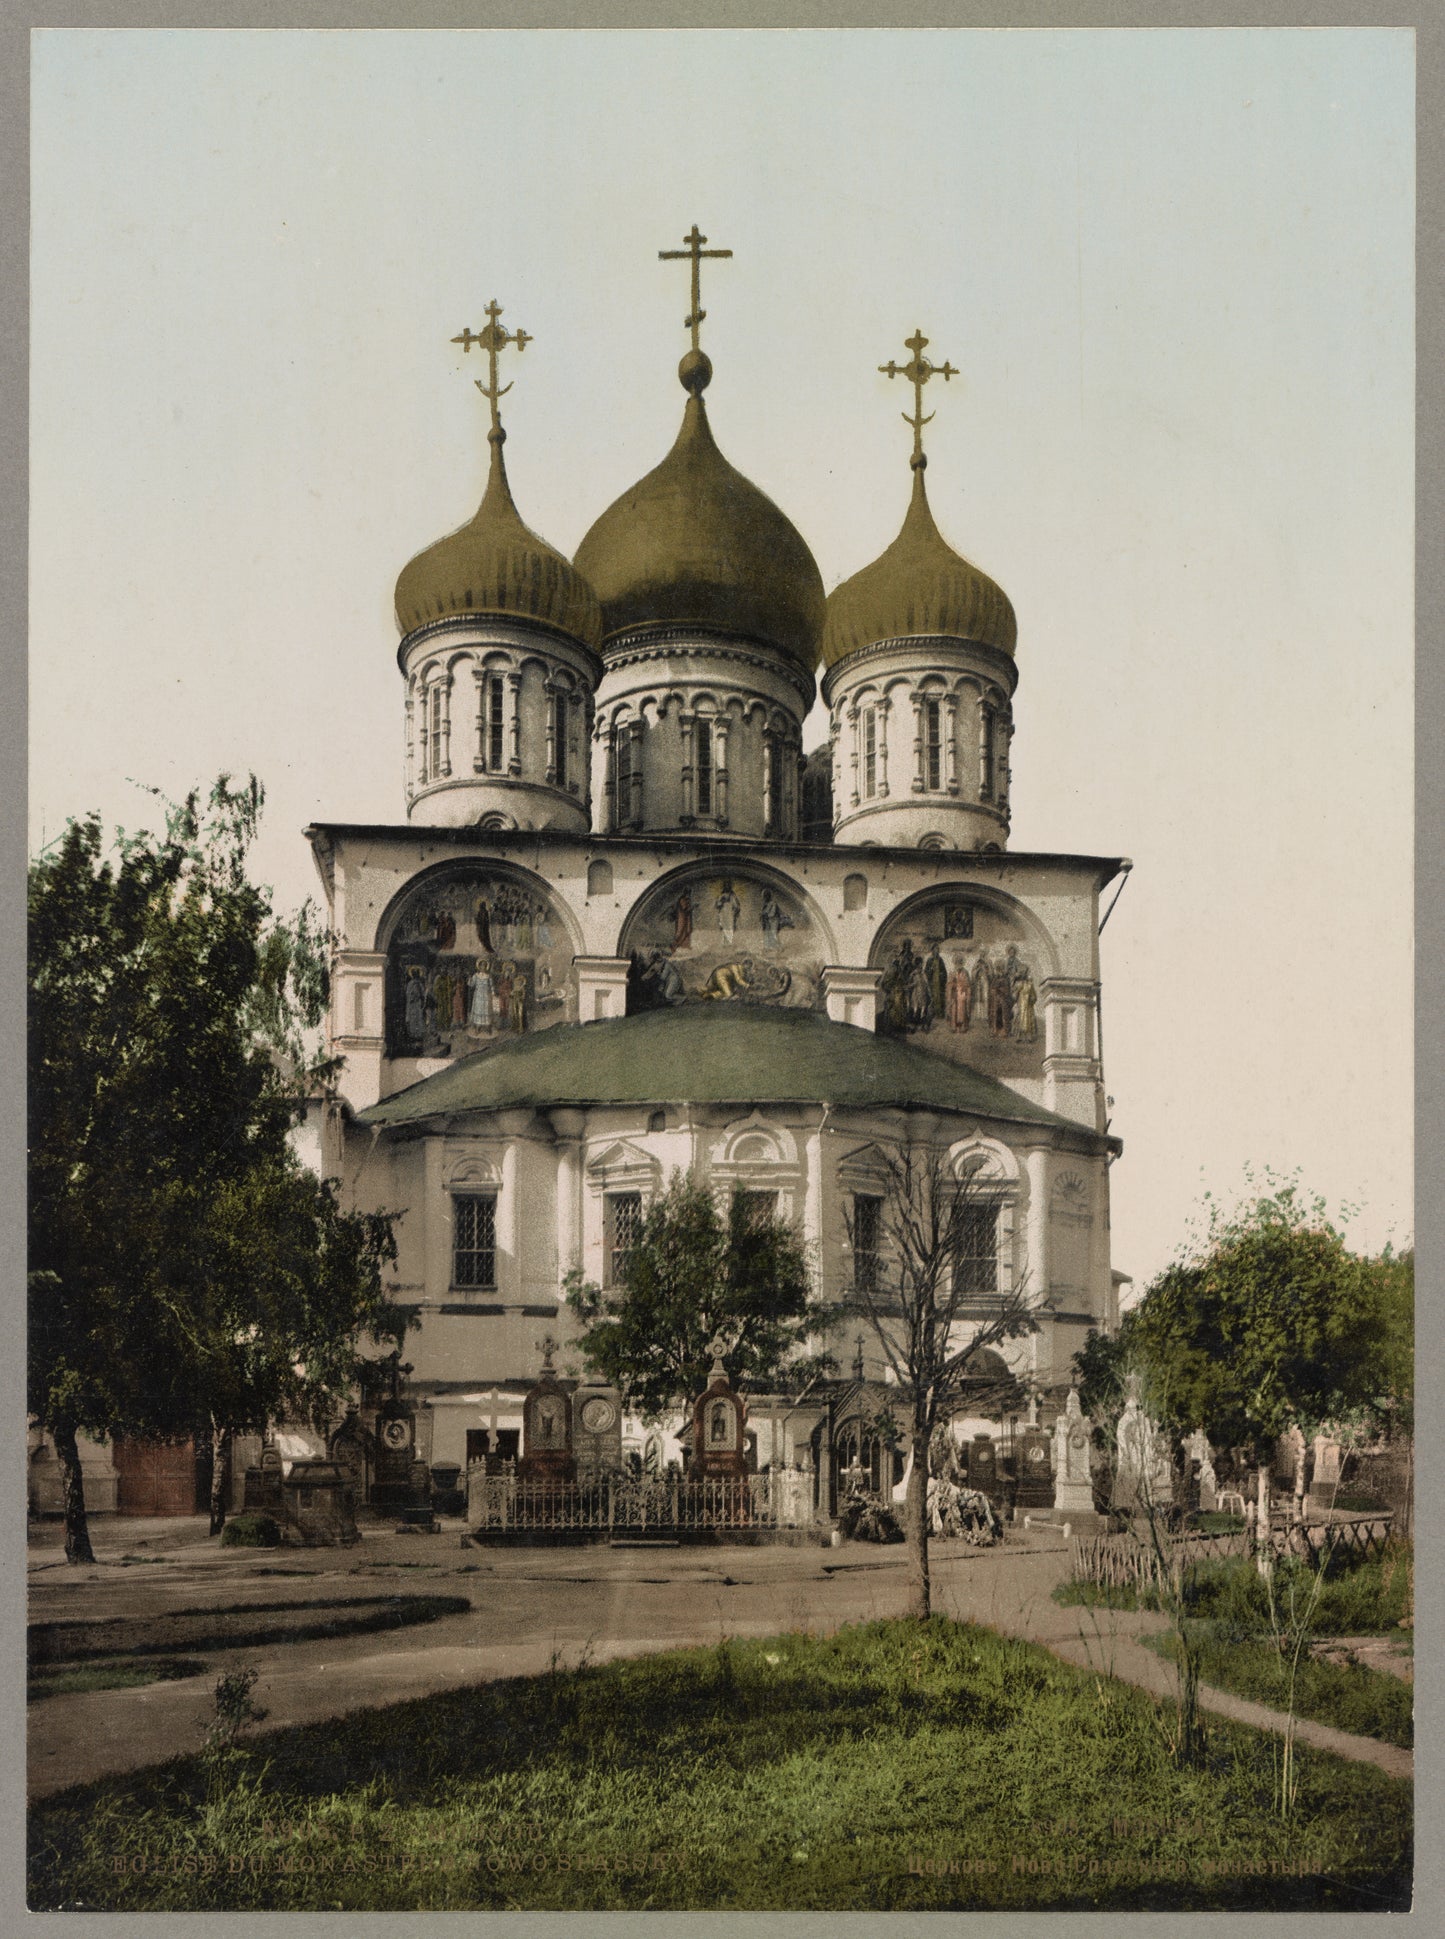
[219,1514,282,1549]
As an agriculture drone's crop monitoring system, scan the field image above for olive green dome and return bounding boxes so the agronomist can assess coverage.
[820,467,1016,670]
[573,396,825,671]
[395,435,603,649]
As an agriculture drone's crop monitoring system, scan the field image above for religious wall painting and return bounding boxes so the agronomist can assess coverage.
[385,868,574,1058]
[620,871,822,1014]
[870,896,1044,1079]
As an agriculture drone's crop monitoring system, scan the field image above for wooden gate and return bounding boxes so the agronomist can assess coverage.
[113,1436,198,1516]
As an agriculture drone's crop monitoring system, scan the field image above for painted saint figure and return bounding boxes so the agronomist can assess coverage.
[467,960,493,1031]
[404,966,426,1042]
[759,888,794,951]
[924,944,948,1023]
[475,897,493,952]
[672,888,693,951]
[947,955,973,1032]
[716,881,741,947]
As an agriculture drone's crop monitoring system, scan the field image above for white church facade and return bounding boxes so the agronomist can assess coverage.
[303,246,1126,1491]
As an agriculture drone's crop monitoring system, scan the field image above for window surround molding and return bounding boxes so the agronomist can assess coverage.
[707,1113,802,1217]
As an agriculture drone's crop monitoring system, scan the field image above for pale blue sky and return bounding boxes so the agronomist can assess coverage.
[30,28,1414,1288]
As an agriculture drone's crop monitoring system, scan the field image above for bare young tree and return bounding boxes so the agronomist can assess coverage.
[844,1133,1043,1618]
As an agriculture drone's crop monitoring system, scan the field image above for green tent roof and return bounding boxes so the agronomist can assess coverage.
[357,1004,1086,1133]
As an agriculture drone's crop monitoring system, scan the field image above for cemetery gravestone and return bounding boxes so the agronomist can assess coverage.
[967,1434,999,1504]
[1051,1388,1097,1517]
[520,1337,576,1483]
[571,1384,624,1484]
[692,1340,747,1481]
[1015,1427,1053,1508]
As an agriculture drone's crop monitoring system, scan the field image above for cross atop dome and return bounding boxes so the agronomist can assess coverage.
[452,300,532,445]
[880,327,958,471]
[659,224,732,395]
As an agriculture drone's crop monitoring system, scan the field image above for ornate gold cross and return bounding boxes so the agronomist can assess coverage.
[452,300,532,438]
[880,328,958,469]
[659,225,732,351]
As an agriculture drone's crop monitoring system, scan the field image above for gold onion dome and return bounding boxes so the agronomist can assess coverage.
[820,463,1017,670]
[573,385,826,671]
[394,430,603,648]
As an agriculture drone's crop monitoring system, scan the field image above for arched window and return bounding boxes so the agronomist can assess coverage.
[587,859,613,898]
[925,697,942,789]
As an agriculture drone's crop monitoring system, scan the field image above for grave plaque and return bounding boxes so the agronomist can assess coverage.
[572,1384,624,1483]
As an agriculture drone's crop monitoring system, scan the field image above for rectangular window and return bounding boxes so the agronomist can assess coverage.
[552,693,569,789]
[429,684,445,780]
[488,677,505,771]
[453,1193,497,1289]
[980,708,996,802]
[925,698,942,790]
[864,709,877,797]
[853,1192,882,1296]
[951,1202,999,1297]
[696,720,713,816]
[605,1191,642,1287]
[736,1189,778,1233]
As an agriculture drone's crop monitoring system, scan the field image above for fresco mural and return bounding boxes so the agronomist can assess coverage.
[621,872,822,1013]
[384,870,574,1058]
[871,896,1046,1079]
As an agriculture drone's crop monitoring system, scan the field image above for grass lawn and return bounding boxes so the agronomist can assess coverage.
[29,1618,1410,1912]
[1055,1545,1413,1637]
[28,1658,210,1703]
[1139,1631,1412,1750]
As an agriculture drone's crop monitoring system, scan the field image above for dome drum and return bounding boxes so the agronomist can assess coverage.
[404,618,597,832]
[825,641,1015,850]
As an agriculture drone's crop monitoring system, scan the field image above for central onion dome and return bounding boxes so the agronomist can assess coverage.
[395,431,602,649]
[574,357,825,671]
[820,463,1017,670]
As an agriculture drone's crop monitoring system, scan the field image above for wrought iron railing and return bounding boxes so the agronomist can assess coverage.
[467,1466,819,1533]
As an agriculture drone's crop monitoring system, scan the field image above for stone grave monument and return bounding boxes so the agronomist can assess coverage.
[571,1382,624,1484]
[282,1457,360,1546]
[692,1338,747,1481]
[1052,1388,1097,1517]
[1113,1375,1173,1512]
[243,1443,285,1515]
[966,1434,1000,1504]
[1015,1397,1054,1511]
[520,1335,576,1483]
[1183,1427,1218,1512]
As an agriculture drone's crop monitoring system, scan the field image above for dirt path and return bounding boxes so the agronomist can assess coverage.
[27,1519,1413,1798]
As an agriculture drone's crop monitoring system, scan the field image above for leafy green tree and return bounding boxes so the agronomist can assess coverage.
[28,778,403,1561]
[1127,1180,1393,1461]
[565,1170,832,1422]
[1071,1322,1134,1427]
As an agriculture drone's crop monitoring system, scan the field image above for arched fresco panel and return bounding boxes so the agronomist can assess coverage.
[870,893,1048,1081]
[383,867,575,1058]
[620,870,823,1013]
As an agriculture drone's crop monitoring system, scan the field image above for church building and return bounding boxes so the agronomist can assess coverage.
[304,231,1126,1493]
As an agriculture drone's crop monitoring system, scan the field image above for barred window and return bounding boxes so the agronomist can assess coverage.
[605,1191,642,1287]
[614,729,634,829]
[951,1202,999,1297]
[696,720,713,816]
[980,707,996,801]
[925,698,942,789]
[853,1192,882,1296]
[453,1193,497,1289]
[863,708,877,797]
